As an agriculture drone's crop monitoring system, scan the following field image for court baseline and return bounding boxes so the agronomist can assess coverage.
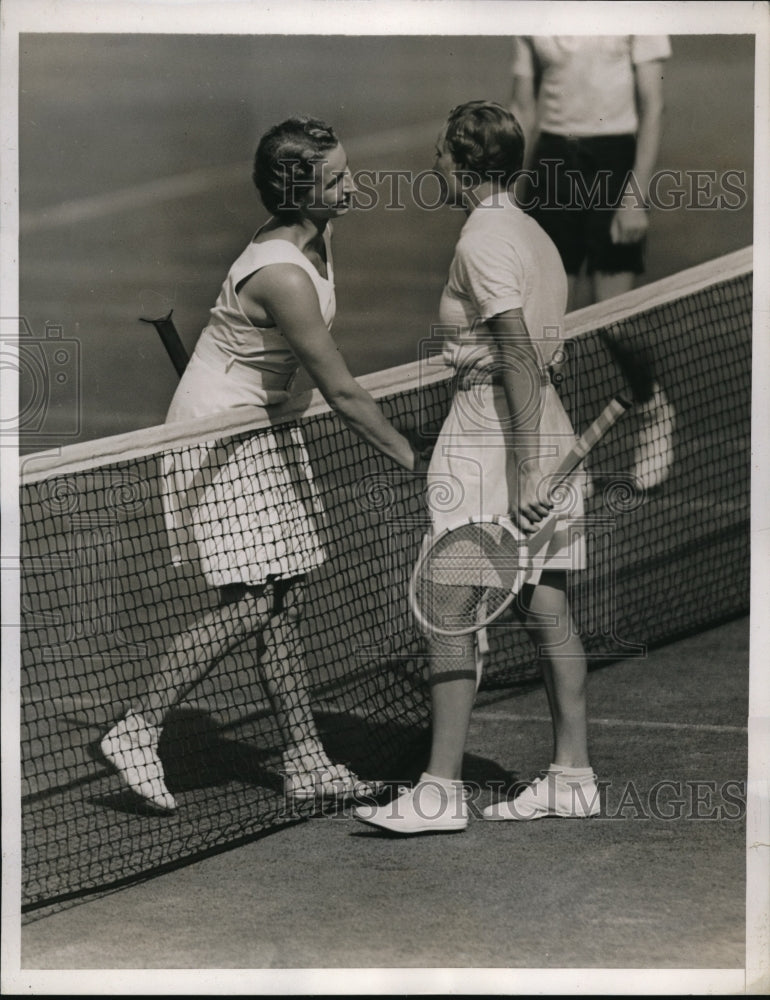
[473,712,747,735]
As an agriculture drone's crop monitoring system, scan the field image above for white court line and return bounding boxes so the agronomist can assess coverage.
[474,712,747,735]
[19,163,247,235]
[19,119,444,235]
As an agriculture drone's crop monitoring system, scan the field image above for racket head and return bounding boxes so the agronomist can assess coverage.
[409,515,530,637]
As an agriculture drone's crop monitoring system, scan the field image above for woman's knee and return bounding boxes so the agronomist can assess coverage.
[274,577,306,624]
[219,583,273,633]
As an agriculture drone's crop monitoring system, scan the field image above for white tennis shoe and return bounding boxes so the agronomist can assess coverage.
[283,761,385,803]
[353,774,468,834]
[281,738,385,803]
[482,770,600,821]
[100,711,177,812]
[633,382,675,491]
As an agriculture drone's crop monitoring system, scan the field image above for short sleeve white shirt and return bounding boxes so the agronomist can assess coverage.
[438,193,568,373]
[511,35,672,137]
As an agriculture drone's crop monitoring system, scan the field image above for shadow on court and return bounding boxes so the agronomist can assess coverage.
[21,617,748,972]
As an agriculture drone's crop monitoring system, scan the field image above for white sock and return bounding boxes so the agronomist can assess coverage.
[547,764,595,780]
[419,771,463,790]
[125,709,156,731]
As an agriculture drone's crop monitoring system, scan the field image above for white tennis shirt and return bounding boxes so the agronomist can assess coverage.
[439,191,568,375]
[512,35,672,137]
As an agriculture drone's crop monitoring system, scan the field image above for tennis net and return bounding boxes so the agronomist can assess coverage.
[17,246,751,915]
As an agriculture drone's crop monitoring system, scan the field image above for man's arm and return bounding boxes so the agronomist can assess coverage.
[611,58,666,245]
[510,72,539,171]
[510,37,540,204]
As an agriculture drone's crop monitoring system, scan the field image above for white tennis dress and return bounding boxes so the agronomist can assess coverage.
[162,229,335,588]
[428,193,586,585]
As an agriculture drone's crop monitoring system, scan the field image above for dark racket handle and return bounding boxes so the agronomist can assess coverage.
[140,309,190,379]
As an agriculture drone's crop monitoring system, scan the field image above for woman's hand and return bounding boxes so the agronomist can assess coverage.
[510,470,553,535]
[410,444,433,475]
[405,431,434,475]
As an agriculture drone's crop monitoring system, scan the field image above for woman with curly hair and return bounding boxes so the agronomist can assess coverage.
[101,117,424,812]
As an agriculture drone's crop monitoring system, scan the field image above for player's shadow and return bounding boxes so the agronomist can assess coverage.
[90,708,283,814]
[160,708,280,792]
[91,706,451,815]
[313,709,430,786]
[91,701,520,817]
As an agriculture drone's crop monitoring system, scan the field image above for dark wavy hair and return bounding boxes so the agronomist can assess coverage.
[444,101,525,186]
[252,116,340,218]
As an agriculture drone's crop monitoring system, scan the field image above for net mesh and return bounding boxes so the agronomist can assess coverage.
[18,248,751,915]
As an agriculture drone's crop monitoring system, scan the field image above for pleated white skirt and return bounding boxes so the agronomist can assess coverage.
[161,352,326,587]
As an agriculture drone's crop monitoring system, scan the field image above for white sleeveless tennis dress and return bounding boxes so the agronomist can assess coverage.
[162,229,335,588]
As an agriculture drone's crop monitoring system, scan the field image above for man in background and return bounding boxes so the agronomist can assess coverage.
[511,35,673,490]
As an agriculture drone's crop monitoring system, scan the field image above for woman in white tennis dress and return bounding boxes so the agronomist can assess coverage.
[356,102,599,835]
[162,227,337,585]
[101,117,424,811]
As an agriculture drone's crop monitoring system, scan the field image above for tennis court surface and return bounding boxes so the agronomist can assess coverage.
[19,617,748,984]
[16,33,754,444]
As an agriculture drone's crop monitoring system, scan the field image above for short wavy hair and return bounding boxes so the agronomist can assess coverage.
[253,116,340,218]
[444,101,525,186]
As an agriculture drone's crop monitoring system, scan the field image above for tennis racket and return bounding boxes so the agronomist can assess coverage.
[408,394,631,637]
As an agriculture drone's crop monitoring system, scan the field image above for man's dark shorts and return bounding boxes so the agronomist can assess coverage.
[525,131,646,277]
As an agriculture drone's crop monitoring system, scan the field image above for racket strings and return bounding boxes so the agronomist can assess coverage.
[413,521,525,634]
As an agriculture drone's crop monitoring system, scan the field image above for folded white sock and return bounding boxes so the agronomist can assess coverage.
[419,771,464,790]
[547,764,595,780]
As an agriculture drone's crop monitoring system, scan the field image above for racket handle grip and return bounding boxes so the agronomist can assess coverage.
[552,396,631,480]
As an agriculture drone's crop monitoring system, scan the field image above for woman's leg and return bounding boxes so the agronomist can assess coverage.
[252,577,320,751]
[566,273,580,312]
[353,590,477,834]
[256,578,384,802]
[100,583,277,810]
[521,570,589,767]
[424,631,478,781]
[592,269,634,303]
[136,582,276,729]
[483,571,598,821]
